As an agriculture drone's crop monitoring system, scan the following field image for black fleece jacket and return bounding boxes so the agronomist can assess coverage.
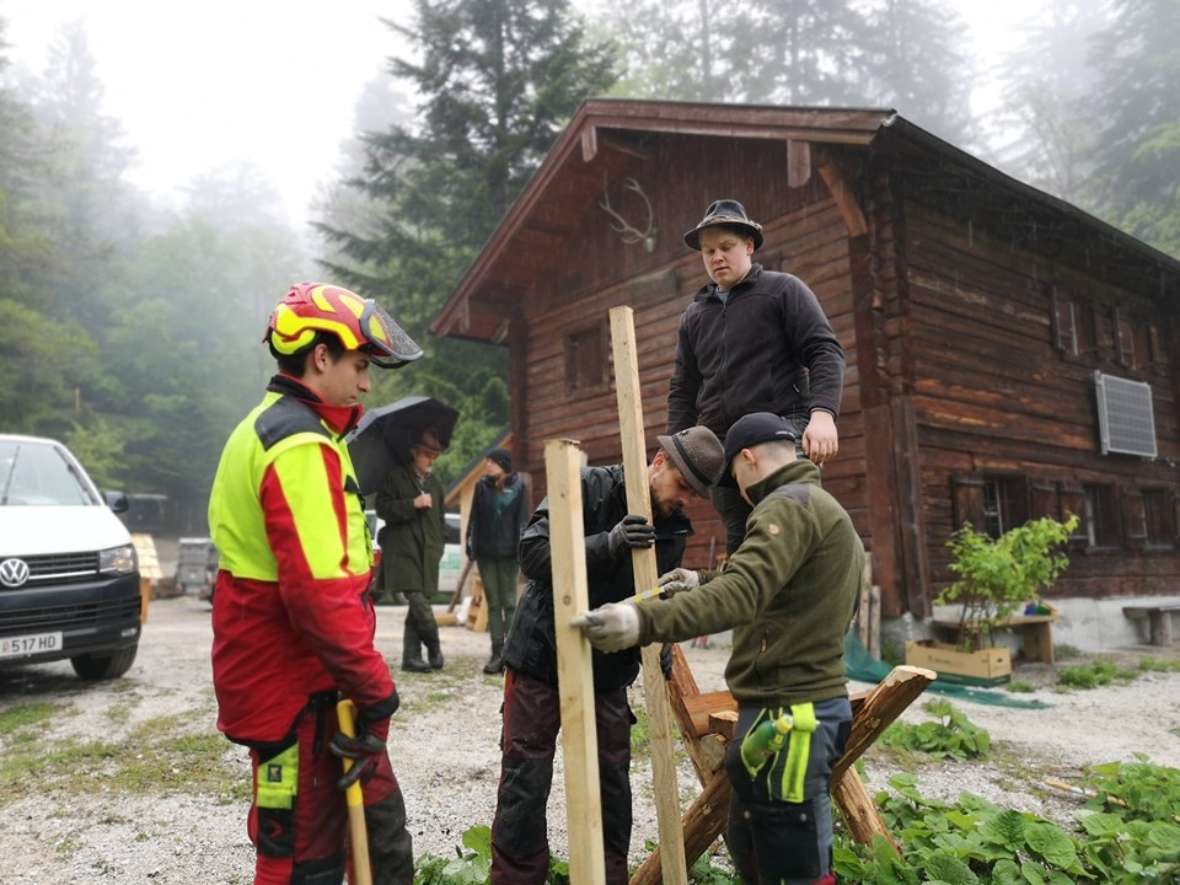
[666,263,844,437]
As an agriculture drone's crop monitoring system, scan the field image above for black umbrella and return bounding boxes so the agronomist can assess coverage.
[346,396,460,497]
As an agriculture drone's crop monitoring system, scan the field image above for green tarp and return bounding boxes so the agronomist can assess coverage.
[844,633,1051,710]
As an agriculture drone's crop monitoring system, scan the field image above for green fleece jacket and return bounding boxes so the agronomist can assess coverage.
[637,460,862,706]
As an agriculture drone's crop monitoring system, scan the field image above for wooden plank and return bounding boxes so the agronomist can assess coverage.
[544,439,607,885]
[787,139,812,188]
[629,771,731,885]
[817,156,867,237]
[830,665,937,781]
[610,306,689,885]
[832,766,898,851]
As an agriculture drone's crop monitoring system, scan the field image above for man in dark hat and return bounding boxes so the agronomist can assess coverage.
[468,447,529,675]
[490,425,724,885]
[573,412,863,885]
[377,427,447,673]
[669,199,845,555]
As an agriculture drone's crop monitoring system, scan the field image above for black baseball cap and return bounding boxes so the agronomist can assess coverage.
[720,412,798,486]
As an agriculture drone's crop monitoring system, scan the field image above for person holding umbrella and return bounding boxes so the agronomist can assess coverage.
[208,282,420,884]
[377,427,448,673]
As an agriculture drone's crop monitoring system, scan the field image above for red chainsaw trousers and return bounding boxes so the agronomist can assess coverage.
[245,698,412,885]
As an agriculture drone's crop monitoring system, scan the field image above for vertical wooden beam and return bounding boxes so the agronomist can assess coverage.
[609,306,690,885]
[581,125,599,163]
[545,439,606,885]
[787,140,812,189]
[509,312,530,474]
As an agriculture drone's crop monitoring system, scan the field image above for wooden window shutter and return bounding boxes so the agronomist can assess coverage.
[1121,485,1147,551]
[1049,286,1075,355]
[1173,489,1180,544]
[1059,483,1088,542]
[1030,480,1060,520]
[951,474,986,531]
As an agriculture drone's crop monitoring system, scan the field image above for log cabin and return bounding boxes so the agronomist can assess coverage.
[430,100,1180,650]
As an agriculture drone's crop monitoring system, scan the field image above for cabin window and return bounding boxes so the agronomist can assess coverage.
[1053,293,1099,361]
[1082,483,1119,548]
[1142,488,1175,548]
[565,321,608,394]
[981,475,1029,538]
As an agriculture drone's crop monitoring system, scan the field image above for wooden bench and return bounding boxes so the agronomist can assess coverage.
[931,611,1058,665]
[1123,604,1180,646]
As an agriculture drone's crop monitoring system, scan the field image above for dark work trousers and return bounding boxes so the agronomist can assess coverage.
[491,670,633,885]
[711,411,811,555]
[401,591,440,663]
[723,697,852,884]
[478,556,519,652]
[247,694,413,885]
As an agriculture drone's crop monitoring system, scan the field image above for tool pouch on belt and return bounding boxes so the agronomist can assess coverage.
[255,739,299,857]
[732,702,818,804]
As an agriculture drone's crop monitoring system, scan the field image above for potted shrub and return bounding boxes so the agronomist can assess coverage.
[906,515,1078,682]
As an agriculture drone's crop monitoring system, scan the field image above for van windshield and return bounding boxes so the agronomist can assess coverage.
[0,441,98,507]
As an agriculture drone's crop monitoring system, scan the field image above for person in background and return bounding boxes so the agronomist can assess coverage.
[467,447,529,675]
[378,427,447,673]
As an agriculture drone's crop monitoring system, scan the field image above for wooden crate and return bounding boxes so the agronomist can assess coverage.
[905,640,1011,685]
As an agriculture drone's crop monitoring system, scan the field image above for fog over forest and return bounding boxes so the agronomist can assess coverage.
[1,0,1175,530]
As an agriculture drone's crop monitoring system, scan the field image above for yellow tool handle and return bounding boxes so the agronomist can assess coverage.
[631,586,663,604]
[336,700,373,885]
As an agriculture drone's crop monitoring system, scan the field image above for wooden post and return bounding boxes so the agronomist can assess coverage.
[609,306,690,885]
[545,439,606,885]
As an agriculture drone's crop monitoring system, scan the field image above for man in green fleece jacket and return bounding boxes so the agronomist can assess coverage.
[572,411,862,884]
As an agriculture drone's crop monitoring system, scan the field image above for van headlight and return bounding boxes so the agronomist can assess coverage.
[99,544,137,575]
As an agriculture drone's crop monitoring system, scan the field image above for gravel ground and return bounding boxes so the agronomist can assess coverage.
[1,597,1178,883]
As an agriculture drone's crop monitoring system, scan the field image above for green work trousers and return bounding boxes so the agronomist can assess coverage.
[478,556,519,649]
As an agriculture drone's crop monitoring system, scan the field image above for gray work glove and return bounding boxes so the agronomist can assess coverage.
[607,514,656,559]
[657,567,700,598]
[570,601,641,653]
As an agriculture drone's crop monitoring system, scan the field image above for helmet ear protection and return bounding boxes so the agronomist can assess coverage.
[264,283,423,368]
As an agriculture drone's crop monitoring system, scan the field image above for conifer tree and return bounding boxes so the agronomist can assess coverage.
[318,0,616,479]
[1088,0,1180,255]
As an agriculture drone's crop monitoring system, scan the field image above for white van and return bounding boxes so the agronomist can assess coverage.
[0,434,142,679]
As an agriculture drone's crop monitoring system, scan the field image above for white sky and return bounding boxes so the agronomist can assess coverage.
[3,0,1037,231]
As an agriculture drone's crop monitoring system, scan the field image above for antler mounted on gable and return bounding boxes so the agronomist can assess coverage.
[599,178,657,253]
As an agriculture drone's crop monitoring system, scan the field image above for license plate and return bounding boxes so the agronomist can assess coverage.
[0,631,63,659]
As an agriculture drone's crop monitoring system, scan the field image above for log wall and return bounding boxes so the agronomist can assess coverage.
[902,194,1180,601]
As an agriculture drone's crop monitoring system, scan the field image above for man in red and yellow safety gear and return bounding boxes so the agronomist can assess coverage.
[209,282,422,885]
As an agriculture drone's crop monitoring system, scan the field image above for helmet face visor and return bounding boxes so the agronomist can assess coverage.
[360,300,423,369]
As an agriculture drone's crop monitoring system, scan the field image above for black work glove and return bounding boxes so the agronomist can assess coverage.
[659,643,674,680]
[329,692,398,790]
[607,514,656,560]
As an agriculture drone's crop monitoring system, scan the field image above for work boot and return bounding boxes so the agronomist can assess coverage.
[482,642,504,675]
[427,643,445,671]
[402,655,431,673]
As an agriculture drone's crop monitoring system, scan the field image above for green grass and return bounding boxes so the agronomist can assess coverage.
[1138,656,1180,673]
[0,701,66,735]
[1053,643,1083,660]
[1057,659,1139,689]
[0,709,247,807]
[1005,680,1036,693]
[630,705,650,757]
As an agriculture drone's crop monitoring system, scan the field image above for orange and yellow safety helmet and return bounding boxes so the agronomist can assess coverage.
[264,283,423,369]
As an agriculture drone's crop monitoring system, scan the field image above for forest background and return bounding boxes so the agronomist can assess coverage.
[1,0,1175,531]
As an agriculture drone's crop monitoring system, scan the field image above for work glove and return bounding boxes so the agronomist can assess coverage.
[659,643,674,680]
[570,601,641,653]
[657,567,700,598]
[329,693,398,790]
[607,514,656,559]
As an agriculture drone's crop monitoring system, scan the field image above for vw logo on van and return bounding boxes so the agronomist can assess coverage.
[0,558,31,588]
